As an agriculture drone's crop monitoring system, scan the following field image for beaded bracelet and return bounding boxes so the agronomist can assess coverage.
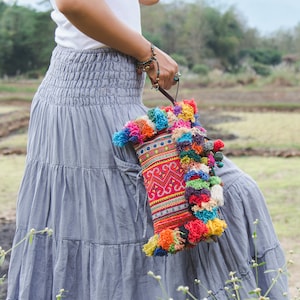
[136,44,156,73]
[136,44,160,90]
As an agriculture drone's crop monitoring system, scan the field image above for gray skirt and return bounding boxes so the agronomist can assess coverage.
[7,46,288,300]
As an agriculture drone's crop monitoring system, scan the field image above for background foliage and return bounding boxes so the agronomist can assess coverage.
[1,0,300,76]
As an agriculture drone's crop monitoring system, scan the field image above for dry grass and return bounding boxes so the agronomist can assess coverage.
[0,155,25,217]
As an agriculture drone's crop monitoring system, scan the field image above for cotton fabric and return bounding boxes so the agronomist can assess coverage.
[49,0,141,49]
[6,46,289,300]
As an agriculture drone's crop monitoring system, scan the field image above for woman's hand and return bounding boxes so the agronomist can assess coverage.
[144,47,179,91]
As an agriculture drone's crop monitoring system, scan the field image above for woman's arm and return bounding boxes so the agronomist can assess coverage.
[55,0,177,90]
[139,0,159,5]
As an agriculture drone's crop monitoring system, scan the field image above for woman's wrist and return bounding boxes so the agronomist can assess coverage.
[136,43,160,89]
[136,44,156,73]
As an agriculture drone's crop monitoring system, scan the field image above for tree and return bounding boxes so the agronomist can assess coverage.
[0,4,54,76]
[203,6,244,71]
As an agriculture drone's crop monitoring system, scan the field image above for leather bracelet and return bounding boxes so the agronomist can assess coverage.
[136,44,161,90]
[136,44,156,74]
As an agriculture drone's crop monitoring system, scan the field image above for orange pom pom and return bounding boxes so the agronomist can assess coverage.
[158,229,175,251]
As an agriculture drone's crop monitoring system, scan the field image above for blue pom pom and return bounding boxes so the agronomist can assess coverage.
[154,247,168,256]
[112,128,130,147]
[177,133,193,143]
[184,170,210,182]
[194,207,218,223]
[154,108,168,131]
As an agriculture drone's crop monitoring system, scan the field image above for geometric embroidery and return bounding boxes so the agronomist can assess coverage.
[135,132,195,234]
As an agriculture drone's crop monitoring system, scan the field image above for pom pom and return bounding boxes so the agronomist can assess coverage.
[213,139,225,152]
[154,248,168,256]
[207,153,215,167]
[203,140,214,152]
[153,108,168,131]
[170,119,191,132]
[158,228,175,251]
[186,179,210,190]
[206,219,227,237]
[214,151,224,162]
[135,119,155,140]
[184,170,209,182]
[179,150,201,162]
[112,128,130,147]
[185,187,211,200]
[183,99,198,114]
[173,105,182,116]
[209,176,222,186]
[188,194,210,206]
[143,234,159,256]
[126,120,143,144]
[194,207,218,223]
[210,184,224,206]
[191,142,203,155]
[177,132,193,144]
[185,219,208,244]
[178,103,195,122]
[176,141,191,153]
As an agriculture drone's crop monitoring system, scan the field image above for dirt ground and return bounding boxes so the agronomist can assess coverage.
[0,87,299,299]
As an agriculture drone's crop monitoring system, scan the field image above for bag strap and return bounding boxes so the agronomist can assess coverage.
[158,80,179,106]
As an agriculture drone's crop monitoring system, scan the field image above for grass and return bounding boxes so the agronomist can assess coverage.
[0,79,40,102]
[0,133,28,150]
[0,155,25,216]
[0,106,23,114]
[231,157,300,239]
[230,156,300,299]
[214,111,300,150]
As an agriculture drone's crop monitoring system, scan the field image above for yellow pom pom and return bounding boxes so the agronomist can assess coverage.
[143,234,159,256]
[206,219,227,237]
[178,104,195,122]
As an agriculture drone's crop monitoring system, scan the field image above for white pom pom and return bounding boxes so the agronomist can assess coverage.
[210,184,224,206]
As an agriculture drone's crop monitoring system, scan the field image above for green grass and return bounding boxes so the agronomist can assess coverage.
[231,157,300,239]
[0,80,40,102]
[214,112,300,150]
[0,84,37,94]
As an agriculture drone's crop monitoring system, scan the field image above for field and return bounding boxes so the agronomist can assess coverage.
[0,79,300,299]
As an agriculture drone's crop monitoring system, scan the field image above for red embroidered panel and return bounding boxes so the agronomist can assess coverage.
[135,132,195,234]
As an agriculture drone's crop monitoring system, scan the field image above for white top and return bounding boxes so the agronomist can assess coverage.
[49,0,141,50]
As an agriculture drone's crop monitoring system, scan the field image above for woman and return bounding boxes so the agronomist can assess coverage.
[7,0,289,299]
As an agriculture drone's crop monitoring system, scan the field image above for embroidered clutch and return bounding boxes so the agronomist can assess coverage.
[112,93,227,256]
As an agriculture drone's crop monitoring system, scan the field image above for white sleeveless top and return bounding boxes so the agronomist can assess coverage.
[49,0,141,50]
